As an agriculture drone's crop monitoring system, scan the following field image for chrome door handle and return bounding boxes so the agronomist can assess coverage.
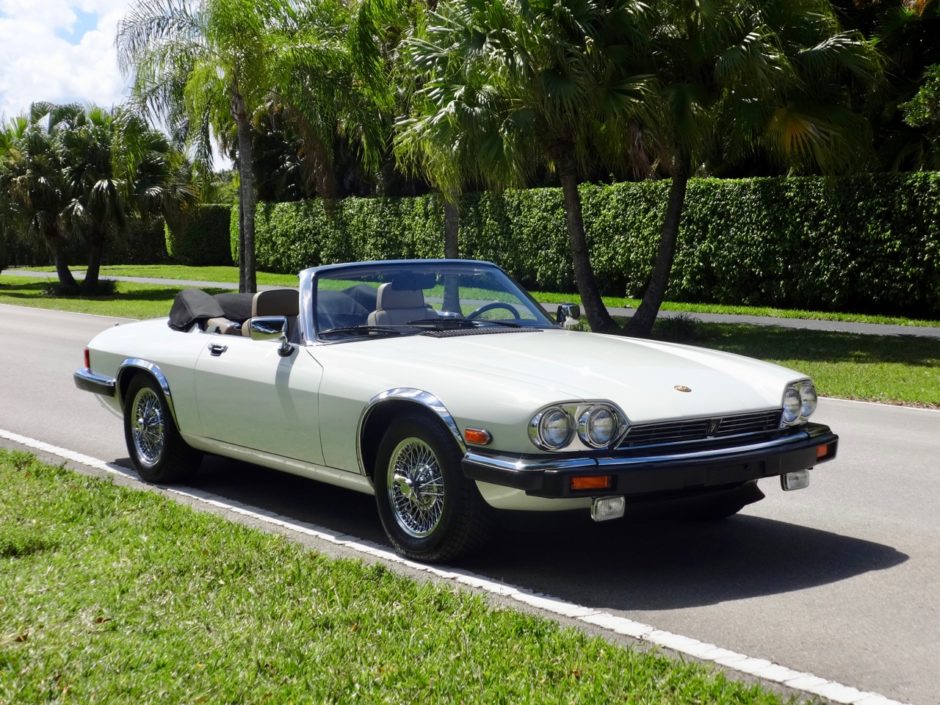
[208,343,228,356]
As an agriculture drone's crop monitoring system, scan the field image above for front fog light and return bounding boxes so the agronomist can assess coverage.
[578,406,618,448]
[782,386,802,425]
[591,496,625,522]
[799,380,817,418]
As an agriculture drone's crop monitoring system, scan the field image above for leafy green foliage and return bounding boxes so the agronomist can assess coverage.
[165,205,234,265]
[245,171,940,318]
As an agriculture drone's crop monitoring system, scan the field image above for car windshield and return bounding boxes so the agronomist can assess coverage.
[313,262,554,339]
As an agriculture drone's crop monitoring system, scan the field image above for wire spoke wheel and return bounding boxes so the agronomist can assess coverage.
[122,374,200,483]
[130,386,165,468]
[387,437,446,538]
[375,413,493,562]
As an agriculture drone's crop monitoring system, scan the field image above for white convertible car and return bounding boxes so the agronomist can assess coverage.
[75,259,838,561]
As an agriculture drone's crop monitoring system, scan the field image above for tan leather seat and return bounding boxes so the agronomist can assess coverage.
[243,289,300,336]
[367,283,435,326]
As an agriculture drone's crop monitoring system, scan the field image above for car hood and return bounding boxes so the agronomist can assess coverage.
[314,328,801,423]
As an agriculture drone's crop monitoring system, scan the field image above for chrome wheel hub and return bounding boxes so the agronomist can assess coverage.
[131,387,165,468]
[387,438,445,538]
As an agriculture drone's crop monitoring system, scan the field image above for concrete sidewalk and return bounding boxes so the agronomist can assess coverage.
[5,268,940,339]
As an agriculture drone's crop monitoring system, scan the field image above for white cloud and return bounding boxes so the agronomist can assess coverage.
[0,0,134,120]
[0,0,232,169]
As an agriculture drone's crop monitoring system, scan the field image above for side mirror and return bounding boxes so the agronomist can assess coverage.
[249,316,294,357]
[556,303,580,325]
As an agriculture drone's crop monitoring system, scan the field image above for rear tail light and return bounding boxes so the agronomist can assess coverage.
[83,348,91,370]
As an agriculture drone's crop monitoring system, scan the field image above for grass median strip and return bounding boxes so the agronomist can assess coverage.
[683,322,940,408]
[0,450,785,704]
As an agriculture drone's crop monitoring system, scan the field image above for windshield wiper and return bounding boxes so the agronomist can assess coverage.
[474,319,524,328]
[318,324,406,338]
[405,317,476,329]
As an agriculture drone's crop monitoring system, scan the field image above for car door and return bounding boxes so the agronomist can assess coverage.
[193,334,324,465]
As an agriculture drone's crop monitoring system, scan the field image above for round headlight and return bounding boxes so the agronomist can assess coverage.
[799,380,817,418]
[536,407,573,450]
[578,406,619,448]
[782,386,802,425]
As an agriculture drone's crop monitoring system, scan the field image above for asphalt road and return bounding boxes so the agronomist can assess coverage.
[2,303,939,704]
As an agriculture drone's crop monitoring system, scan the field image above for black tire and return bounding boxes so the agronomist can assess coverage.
[374,413,492,562]
[123,374,201,483]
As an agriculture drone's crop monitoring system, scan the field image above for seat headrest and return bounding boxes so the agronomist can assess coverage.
[252,288,299,317]
[376,283,425,310]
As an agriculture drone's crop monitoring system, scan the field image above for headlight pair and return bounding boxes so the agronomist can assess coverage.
[529,403,627,451]
[782,379,818,426]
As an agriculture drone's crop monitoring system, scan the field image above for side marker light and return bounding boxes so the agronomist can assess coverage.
[463,428,492,446]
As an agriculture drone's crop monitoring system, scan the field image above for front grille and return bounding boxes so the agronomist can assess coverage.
[619,409,782,449]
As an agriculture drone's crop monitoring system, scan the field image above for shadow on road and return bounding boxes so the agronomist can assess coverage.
[155,455,908,612]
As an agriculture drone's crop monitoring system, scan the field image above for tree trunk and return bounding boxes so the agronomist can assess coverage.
[82,232,104,294]
[443,197,459,259]
[625,157,690,338]
[556,148,617,333]
[233,90,257,294]
[44,224,78,290]
[442,197,460,312]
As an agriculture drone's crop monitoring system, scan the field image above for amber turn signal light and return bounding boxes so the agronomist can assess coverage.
[463,428,492,446]
[570,475,613,491]
[816,443,833,460]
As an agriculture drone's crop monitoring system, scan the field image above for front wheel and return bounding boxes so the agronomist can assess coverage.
[123,374,201,483]
[374,413,492,562]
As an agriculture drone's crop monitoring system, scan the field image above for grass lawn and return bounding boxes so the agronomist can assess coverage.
[2,271,938,407]
[0,450,786,705]
[674,322,940,408]
[0,276,230,319]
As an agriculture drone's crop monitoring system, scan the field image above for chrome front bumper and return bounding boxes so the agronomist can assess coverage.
[462,423,838,498]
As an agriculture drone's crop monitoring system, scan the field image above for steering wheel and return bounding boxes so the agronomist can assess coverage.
[466,302,522,321]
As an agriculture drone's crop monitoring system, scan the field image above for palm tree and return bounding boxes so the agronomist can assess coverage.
[118,0,357,292]
[54,105,178,292]
[118,0,272,293]
[395,0,525,266]
[0,108,79,289]
[403,0,653,331]
[623,0,881,336]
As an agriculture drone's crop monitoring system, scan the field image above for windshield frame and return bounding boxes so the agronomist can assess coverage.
[300,259,555,344]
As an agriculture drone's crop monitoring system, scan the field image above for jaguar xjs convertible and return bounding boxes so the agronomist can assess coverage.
[75,259,838,561]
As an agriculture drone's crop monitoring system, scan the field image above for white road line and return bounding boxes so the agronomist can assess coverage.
[0,426,912,705]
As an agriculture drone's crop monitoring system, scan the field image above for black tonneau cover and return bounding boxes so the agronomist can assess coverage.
[168,289,255,332]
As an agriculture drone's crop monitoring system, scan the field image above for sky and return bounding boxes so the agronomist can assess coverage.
[0,0,134,121]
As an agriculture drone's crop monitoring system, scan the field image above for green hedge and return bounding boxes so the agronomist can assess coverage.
[237,172,940,317]
[166,204,233,265]
[3,217,169,267]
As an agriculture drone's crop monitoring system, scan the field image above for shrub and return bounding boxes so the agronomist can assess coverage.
[166,204,233,265]
[239,172,940,318]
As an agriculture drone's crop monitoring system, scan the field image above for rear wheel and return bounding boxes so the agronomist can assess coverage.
[123,374,201,483]
[374,413,492,562]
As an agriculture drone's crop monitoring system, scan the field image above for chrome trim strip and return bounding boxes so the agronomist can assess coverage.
[298,268,315,344]
[464,431,811,475]
[356,387,466,474]
[117,358,180,428]
[464,452,596,474]
[597,431,809,468]
[73,368,116,396]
